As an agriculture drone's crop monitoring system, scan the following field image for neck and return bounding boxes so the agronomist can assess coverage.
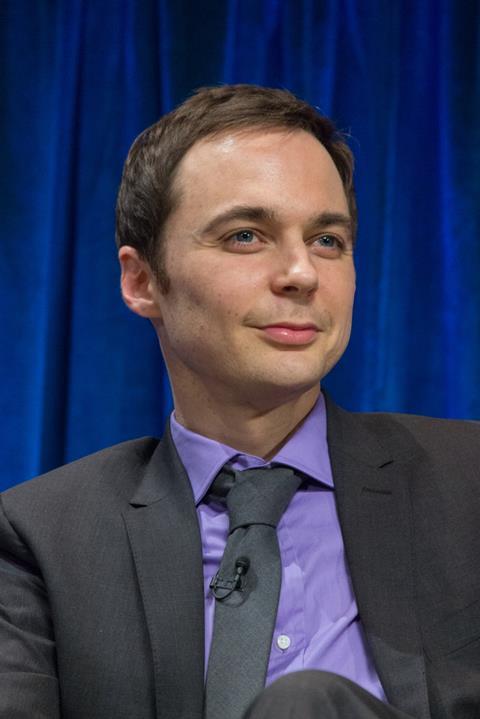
[172,384,320,460]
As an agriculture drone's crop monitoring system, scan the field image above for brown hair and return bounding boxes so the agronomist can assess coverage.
[115,84,356,290]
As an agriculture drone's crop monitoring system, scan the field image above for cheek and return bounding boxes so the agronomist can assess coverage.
[186,262,256,311]
[324,273,355,314]
[166,272,244,332]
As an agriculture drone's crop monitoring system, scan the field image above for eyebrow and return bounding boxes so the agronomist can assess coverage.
[199,205,353,240]
[305,211,354,237]
[200,206,277,236]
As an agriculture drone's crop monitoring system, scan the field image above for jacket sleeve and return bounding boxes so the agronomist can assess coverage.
[0,497,60,719]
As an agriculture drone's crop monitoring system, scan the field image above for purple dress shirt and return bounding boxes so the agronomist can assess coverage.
[170,392,386,701]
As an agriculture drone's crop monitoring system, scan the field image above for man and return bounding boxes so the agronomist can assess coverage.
[0,85,479,719]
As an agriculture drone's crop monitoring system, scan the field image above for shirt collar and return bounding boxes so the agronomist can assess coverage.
[170,391,333,505]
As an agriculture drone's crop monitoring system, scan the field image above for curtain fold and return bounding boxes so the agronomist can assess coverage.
[1,0,479,489]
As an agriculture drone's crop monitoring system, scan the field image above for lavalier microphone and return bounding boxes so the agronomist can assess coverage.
[210,556,250,600]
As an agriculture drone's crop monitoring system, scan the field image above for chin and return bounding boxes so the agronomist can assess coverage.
[240,371,322,406]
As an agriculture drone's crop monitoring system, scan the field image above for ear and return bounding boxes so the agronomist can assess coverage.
[118,246,162,319]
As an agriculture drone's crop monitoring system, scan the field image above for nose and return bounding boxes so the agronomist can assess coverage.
[270,241,319,297]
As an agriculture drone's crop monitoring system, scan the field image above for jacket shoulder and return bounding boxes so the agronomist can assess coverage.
[324,392,480,470]
[358,410,480,456]
[2,436,161,512]
[350,411,480,491]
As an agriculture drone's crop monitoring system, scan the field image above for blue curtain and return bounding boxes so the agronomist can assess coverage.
[1,0,479,490]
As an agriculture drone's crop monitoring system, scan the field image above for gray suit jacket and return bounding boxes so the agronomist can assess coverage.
[1,396,480,719]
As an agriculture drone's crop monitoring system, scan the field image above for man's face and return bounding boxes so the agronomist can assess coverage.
[151,128,356,409]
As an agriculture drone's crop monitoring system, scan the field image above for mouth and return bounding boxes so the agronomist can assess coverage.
[258,323,319,346]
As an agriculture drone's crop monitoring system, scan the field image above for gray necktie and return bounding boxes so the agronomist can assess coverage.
[204,466,302,719]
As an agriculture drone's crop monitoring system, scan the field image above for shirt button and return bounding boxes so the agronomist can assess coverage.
[276,634,291,651]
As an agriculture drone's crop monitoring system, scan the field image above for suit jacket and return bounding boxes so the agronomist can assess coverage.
[1,396,480,719]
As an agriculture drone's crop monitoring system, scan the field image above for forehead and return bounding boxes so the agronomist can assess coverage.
[169,128,349,227]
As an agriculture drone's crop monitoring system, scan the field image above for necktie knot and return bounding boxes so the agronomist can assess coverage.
[211,466,301,532]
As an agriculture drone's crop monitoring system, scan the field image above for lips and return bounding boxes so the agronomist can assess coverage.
[259,323,319,345]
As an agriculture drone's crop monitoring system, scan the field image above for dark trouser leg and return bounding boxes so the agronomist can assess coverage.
[243,671,413,719]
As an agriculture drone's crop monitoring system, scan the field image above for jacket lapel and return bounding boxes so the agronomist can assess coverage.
[123,428,205,719]
[325,395,431,719]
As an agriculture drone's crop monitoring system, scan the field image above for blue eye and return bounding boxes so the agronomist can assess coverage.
[231,230,256,244]
[316,234,338,247]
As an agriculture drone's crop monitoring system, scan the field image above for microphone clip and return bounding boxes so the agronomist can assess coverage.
[210,557,250,600]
